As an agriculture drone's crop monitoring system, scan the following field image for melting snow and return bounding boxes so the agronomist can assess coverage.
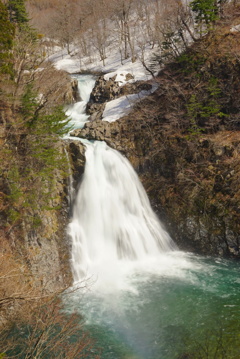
[49,37,158,122]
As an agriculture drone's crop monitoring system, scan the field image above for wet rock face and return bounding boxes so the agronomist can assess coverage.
[67,140,86,188]
[24,214,70,293]
[70,118,148,168]
[71,78,81,102]
[87,103,106,122]
[86,73,150,106]
[70,120,120,147]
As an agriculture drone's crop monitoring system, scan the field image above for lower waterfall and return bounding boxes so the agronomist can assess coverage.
[65,76,240,359]
[68,140,176,286]
[65,140,239,358]
[66,140,239,359]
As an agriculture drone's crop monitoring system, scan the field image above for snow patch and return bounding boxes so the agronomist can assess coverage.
[54,58,81,74]
[104,70,134,86]
[102,94,139,122]
[102,86,157,123]
[230,24,240,33]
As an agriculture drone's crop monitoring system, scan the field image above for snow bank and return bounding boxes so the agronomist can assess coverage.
[102,87,157,123]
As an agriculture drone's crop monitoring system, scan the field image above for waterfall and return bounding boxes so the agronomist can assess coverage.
[65,74,96,130]
[64,77,240,359]
[68,141,176,286]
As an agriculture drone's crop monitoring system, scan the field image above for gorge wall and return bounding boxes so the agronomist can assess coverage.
[70,116,240,258]
[2,19,240,304]
[69,25,240,258]
[0,69,79,293]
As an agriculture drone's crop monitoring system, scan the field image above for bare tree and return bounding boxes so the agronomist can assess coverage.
[48,0,81,54]
[11,29,45,102]
[110,0,137,61]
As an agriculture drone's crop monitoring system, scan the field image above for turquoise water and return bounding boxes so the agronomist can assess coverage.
[67,252,240,359]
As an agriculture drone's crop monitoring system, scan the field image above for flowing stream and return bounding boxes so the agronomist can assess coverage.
[65,74,96,130]
[66,75,240,359]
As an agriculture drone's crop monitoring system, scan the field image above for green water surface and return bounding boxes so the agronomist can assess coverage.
[68,253,240,359]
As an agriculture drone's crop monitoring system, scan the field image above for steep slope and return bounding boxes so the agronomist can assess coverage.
[71,12,240,257]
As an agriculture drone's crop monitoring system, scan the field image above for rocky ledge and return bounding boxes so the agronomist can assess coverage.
[86,74,152,121]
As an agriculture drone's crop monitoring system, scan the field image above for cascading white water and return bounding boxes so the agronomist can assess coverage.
[65,74,96,130]
[64,77,240,359]
[68,140,177,287]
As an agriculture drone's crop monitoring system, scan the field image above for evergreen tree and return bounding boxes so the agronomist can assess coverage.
[0,0,15,74]
[190,0,219,26]
[7,0,29,27]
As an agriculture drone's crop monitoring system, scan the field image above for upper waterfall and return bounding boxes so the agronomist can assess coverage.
[68,141,176,285]
[65,74,96,130]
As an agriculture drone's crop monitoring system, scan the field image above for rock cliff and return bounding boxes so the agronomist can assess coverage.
[0,68,79,293]
[70,24,240,258]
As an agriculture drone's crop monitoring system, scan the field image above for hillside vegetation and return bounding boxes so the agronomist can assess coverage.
[134,15,240,256]
[0,1,100,357]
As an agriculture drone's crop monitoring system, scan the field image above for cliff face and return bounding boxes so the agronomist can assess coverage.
[20,158,72,292]
[70,21,240,258]
[0,68,78,294]
[70,119,240,258]
[1,138,73,293]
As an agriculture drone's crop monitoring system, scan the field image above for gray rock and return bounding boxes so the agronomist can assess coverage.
[88,75,121,105]
[71,78,81,102]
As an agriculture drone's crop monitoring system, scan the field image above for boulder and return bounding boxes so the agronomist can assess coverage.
[71,78,81,102]
[87,75,121,107]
